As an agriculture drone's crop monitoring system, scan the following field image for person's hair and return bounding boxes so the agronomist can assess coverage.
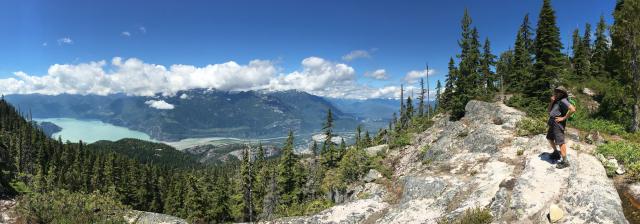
[554,89,568,99]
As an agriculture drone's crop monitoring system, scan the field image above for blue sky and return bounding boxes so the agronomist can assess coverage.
[0,0,615,98]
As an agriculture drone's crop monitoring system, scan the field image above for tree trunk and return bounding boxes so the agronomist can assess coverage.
[631,37,639,132]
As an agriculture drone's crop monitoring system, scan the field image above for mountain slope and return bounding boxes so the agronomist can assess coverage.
[4,89,359,141]
[273,100,627,223]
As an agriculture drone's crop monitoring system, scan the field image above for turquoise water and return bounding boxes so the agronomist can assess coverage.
[35,118,153,144]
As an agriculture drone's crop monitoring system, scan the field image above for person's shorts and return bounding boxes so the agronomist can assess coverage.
[546,117,565,145]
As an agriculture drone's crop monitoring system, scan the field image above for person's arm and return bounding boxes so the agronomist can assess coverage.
[548,95,556,113]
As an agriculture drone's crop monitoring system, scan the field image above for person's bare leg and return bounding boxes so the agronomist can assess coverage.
[548,139,558,151]
[556,143,570,168]
[560,143,567,159]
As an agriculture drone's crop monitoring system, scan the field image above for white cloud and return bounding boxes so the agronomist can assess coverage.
[57,37,73,45]
[342,49,377,61]
[139,26,147,34]
[179,93,189,99]
[121,31,131,37]
[404,69,436,83]
[0,56,406,99]
[145,100,175,110]
[42,42,48,47]
[364,69,387,80]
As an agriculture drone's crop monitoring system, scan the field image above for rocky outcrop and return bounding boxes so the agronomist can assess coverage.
[267,100,628,224]
[126,210,188,224]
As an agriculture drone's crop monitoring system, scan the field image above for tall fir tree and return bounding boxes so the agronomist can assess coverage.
[531,0,563,101]
[511,14,534,92]
[276,131,300,206]
[611,0,640,132]
[591,15,610,77]
[240,148,256,222]
[441,57,458,111]
[481,38,497,92]
[435,80,442,111]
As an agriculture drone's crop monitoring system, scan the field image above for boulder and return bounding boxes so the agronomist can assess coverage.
[549,204,564,222]
[349,183,387,201]
[583,88,596,97]
[126,211,188,224]
[364,144,388,157]
[628,183,640,205]
[363,169,383,183]
[270,198,389,224]
[616,165,626,175]
[586,131,605,145]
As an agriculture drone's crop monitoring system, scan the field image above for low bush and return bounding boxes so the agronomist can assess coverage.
[303,199,333,215]
[390,132,411,148]
[437,207,493,224]
[571,118,626,136]
[516,117,546,136]
[16,189,128,224]
[597,141,640,177]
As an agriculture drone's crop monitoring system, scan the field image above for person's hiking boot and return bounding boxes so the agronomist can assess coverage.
[550,150,561,161]
[556,159,570,169]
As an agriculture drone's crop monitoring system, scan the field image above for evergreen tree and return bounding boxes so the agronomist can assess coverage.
[363,131,371,148]
[591,15,610,77]
[240,148,255,222]
[481,38,497,92]
[184,176,206,223]
[611,0,640,132]
[496,49,515,101]
[441,57,458,111]
[435,80,442,111]
[253,143,267,217]
[531,0,563,101]
[276,131,300,206]
[511,14,534,92]
[321,109,338,168]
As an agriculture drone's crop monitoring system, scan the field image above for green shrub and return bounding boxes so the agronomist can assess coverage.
[507,94,546,117]
[516,117,547,136]
[597,141,640,178]
[16,189,128,224]
[572,118,626,136]
[597,141,640,165]
[437,207,493,224]
[390,132,411,148]
[304,199,333,215]
[516,148,524,156]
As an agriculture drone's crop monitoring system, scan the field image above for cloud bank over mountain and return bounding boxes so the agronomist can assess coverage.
[0,57,415,99]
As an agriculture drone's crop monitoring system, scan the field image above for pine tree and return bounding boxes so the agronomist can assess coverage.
[512,14,534,92]
[363,131,372,148]
[321,109,338,168]
[253,143,267,217]
[240,148,255,222]
[276,131,299,206]
[435,80,442,111]
[441,57,458,111]
[496,49,515,102]
[481,38,497,92]
[450,9,482,119]
[531,0,563,101]
[212,173,232,222]
[611,0,640,132]
[572,28,584,78]
[592,15,610,77]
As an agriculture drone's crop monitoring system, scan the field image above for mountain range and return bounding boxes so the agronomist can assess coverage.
[4,89,398,141]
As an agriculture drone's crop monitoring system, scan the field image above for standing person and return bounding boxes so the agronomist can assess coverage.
[546,86,576,169]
